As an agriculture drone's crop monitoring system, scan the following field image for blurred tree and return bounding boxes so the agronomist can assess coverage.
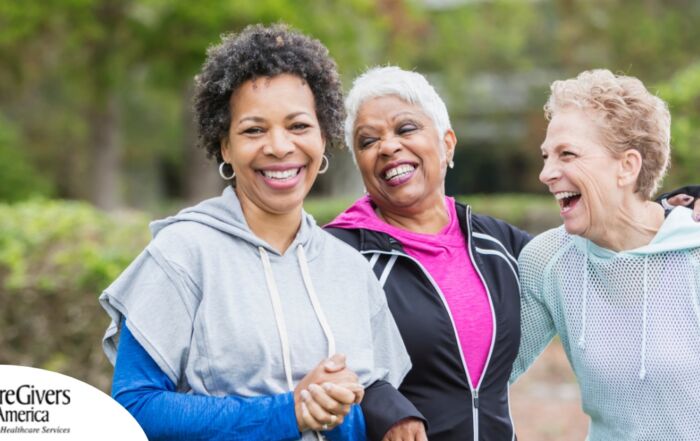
[657,61,700,191]
[1,0,697,205]
[0,116,53,202]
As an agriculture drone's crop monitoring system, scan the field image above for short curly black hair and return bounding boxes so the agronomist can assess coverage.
[193,23,345,166]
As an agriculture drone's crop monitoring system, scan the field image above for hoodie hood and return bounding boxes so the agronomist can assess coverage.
[575,206,700,258]
[151,186,319,258]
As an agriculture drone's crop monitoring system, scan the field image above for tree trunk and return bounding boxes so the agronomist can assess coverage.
[182,83,223,203]
[89,92,122,210]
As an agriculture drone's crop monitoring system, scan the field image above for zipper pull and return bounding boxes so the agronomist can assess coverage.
[473,390,479,409]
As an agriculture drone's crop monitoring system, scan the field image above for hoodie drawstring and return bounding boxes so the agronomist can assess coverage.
[640,256,649,381]
[296,246,336,357]
[578,253,589,350]
[259,247,295,390]
[259,246,336,441]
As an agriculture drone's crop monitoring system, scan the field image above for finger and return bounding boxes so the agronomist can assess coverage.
[324,353,347,372]
[301,401,323,431]
[668,194,693,206]
[336,382,364,403]
[324,367,359,383]
[309,384,351,415]
[304,392,339,428]
[694,199,700,221]
[321,382,357,405]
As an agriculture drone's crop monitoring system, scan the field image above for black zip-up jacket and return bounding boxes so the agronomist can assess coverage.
[326,201,531,441]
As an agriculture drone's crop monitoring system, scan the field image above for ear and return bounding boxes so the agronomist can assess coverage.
[220,137,231,164]
[618,148,643,188]
[443,129,457,164]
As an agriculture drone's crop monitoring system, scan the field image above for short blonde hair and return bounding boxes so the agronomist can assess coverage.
[544,69,671,199]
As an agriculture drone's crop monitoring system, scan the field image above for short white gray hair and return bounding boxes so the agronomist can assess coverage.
[344,66,452,161]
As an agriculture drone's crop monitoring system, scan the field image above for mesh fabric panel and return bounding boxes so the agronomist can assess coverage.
[512,226,700,441]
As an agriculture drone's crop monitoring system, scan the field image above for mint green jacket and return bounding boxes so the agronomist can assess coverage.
[511,207,700,441]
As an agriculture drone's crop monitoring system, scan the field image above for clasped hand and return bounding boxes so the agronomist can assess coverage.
[294,354,364,432]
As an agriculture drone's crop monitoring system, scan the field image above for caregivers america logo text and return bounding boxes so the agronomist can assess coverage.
[0,384,70,425]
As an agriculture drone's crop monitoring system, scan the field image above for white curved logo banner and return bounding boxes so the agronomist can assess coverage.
[0,365,146,440]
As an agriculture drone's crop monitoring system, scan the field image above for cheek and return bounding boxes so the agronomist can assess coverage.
[355,153,376,178]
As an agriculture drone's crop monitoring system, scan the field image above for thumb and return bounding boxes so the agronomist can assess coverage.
[324,353,346,372]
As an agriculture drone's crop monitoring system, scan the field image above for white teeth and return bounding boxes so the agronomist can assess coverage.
[262,168,299,180]
[384,164,415,180]
[554,191,581,200]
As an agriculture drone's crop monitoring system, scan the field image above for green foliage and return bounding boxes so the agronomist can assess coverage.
[0,117,53,202]
[0,200,149,391]
[657,62,700,191]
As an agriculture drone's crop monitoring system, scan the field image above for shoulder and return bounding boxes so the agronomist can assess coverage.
[456,200,533,255]
[324,226,362,250]
[317,226,370,267]
[146,221,220,279]
[519,226,572,271]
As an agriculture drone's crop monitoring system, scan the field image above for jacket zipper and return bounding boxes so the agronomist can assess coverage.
[464,205,498,441]
[362,228,496,441]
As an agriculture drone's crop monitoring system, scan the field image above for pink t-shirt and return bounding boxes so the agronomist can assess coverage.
[327,196,494,387]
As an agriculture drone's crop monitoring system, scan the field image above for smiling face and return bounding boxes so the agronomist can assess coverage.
[539,107,627,239]
[352,95,455,216]
[221,74,324,218]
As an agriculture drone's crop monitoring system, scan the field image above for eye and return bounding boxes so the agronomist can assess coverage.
[357,136,378,150]
[397,122,418,135]
[541,153,548,160]
[290,122,311,131]
[561,150,576,158]
[241,126,264,135]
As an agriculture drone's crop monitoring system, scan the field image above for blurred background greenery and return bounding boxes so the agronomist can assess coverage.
[0,0,698,404]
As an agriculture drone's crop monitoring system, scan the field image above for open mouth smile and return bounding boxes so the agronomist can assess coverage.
[381,163,417,186]
[555,191,582,214]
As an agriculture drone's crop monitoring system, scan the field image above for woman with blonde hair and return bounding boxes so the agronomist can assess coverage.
[512,69,700,440]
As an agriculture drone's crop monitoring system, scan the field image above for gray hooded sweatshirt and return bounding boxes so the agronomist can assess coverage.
[100,187,411,438]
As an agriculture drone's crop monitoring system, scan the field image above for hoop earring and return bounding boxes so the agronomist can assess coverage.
[318,155,329,174]
[219,162,235,180]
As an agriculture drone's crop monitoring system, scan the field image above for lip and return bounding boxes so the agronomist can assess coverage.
[551,189,582,217]
[380,160,418,177]
[380,160,418,187]
[257,164,306,190]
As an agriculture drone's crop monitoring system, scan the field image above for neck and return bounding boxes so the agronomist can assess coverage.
[237,191,302,254]
[588,195,665,252]
[376,197,450,234]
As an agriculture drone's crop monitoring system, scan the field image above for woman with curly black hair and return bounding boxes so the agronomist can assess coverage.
[99,24,411,441]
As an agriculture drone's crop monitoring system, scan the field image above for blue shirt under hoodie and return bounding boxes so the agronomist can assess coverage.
[100,187,411,440]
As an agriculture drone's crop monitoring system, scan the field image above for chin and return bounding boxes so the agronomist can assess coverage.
[562,219,588,238]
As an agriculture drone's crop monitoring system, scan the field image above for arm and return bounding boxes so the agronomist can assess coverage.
[361,279,426,441]
[656,185,700,220]
[361,381,425,441]
[509,241,557,383]
[113,323,301,441]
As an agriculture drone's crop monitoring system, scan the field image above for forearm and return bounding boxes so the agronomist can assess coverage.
[113,323,300,441]
[323,404,366,441]
[360,380,425,441]
[115,386,300,441]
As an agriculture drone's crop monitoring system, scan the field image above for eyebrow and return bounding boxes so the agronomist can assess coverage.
[237,112,312,125]
[541,143,576,155]
[353,110,421,137]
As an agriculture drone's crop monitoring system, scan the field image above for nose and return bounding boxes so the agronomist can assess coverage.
[378,135,402,157]
[539,157,560,185]
[264,128,295,157]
